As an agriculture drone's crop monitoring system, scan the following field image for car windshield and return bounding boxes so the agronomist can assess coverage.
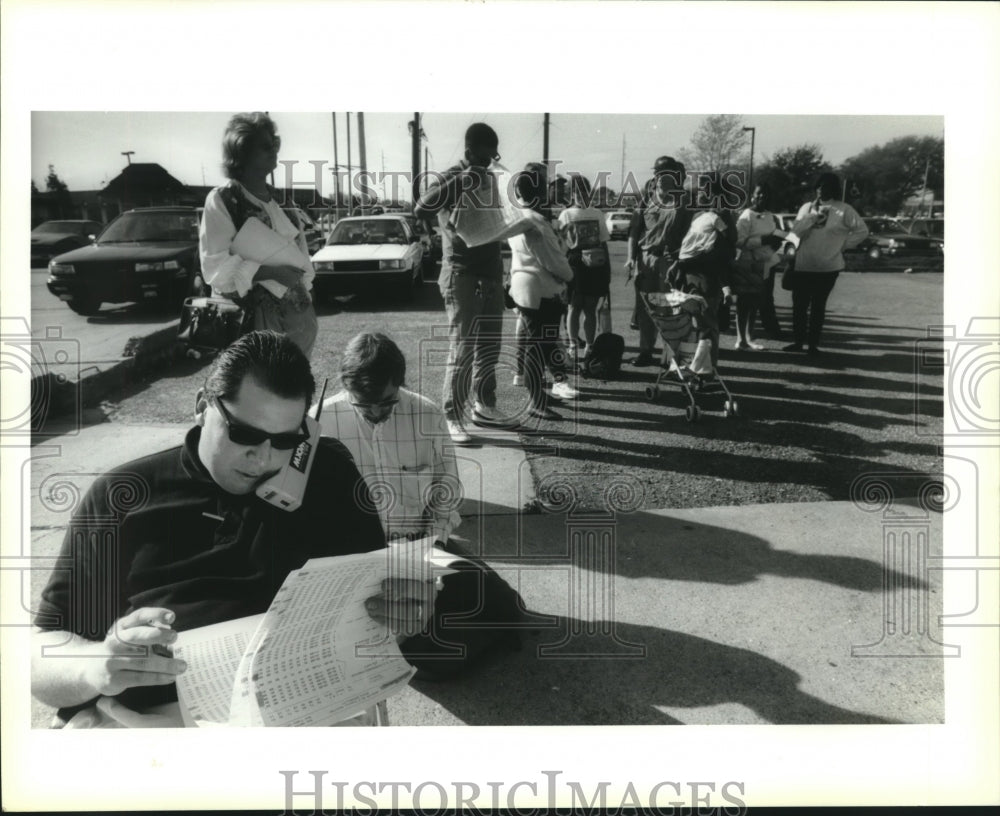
[327,220,408,246]
[865,218,906,235]
[33,221,88,235]
[99,211,200,243]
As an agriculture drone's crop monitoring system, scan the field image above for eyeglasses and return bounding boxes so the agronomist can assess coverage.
[349,396,399,411]
[210,394,308,450]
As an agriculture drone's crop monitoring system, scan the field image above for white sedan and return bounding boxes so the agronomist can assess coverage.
[310,215,425,301]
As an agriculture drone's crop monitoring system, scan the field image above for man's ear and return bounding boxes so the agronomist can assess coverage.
[194,388,209,427]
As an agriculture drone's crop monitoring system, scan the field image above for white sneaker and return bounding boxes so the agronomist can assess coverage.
[512,374,525,387]
[550,381,579,400]
[446,420,472,444]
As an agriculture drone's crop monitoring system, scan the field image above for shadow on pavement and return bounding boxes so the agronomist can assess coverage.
[411,617,898,725]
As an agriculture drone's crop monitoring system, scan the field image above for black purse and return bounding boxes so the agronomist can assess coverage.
[177,297,244,353]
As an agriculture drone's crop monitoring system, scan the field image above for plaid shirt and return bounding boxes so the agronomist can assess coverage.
[321,388,462,543]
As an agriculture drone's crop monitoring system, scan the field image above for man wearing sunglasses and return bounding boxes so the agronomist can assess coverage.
[32,331,434,727]
[414,122,506,445]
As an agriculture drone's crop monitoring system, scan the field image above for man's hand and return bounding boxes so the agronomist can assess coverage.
[81,608,187,698]
[624,258,636,284]
[365,577,440,641]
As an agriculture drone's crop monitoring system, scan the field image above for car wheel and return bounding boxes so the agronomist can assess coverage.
[66,293,101,316]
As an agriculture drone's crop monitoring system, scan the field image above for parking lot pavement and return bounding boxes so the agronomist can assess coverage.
[26,421,945,728]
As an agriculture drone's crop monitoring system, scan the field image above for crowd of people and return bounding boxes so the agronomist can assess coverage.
[30,113,871,728]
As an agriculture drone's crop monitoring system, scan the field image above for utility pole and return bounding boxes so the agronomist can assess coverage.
[332,113,340,215]
[423,145,429,195]
[346,112,352,214]
[543,113,550,166]
[357,112,368,205]
[742,126,756,202]
[121,151,134,166]
[411,112,421,204]
[620,133,626,194]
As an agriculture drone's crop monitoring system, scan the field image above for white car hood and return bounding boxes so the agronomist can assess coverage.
[312,244,409,262]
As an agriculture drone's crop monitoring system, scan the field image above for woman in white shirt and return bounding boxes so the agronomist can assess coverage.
[786,172,868,356]
[507,163,579,419]
[199,112,318,358]
[733,183,786,349]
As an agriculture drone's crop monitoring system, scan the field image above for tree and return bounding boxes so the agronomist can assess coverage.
[677,114,750,176]
[45,164,72,218]
[838,136,943,216]
[755,144,833,212]
[31,179,39,194]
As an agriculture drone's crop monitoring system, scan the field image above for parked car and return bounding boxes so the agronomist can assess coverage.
[605,210,632,240]
[310,215,425,300]
[282,207,324,254]
[852,217,944,262]
[46,207,207,315]
[31,219,104,268]
[898,217,945,241]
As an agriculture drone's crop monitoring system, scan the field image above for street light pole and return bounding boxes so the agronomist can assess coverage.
[121,151,134,166]
[742,126,755,203]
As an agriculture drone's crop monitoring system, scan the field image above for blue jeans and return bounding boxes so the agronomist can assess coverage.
[439,272,504,422]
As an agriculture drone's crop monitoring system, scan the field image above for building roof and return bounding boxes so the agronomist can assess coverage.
[101,163,185,200]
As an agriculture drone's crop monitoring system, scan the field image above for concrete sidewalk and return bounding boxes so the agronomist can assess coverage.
[26,420,944,727]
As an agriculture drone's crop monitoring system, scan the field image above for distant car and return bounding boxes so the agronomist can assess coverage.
[46,207,207,316]
[282,207,324,254]
[853,217,944,262]
[605,210,632,240]
[310,215,425,300]
[31,220,104,268]
[898,217,945,241]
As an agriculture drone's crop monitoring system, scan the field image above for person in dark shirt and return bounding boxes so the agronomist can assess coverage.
[413,123,505,444]
[31,331,433,725]
[625,156,693,366]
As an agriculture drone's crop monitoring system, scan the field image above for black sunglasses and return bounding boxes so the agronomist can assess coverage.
[210,394,309,450]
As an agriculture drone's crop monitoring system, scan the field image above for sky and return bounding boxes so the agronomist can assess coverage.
[31,111,944,201]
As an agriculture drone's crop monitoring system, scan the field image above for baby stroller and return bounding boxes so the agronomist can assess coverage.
[639,290,740,422]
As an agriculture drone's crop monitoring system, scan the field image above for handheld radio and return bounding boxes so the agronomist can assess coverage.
[256,379,328,512]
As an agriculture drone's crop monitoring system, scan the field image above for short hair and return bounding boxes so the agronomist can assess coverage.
[753,181,771,197]
[569,174,593,204]
[815,172,841,197]
[465,122,499,153]
[339,332,406,400]
[514,162,547,211]
[205,330,314,406]
[221,112,280,180]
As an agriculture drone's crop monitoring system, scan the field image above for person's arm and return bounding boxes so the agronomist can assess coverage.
[791,202,819,239]
[199,190,303,296]
[735,210,761,250]
[427,406,463,544]
[841,205,870,250]
[32,609,187,709]
[625,208,644,282]
[530,219,575,283]
[413,166,481,220]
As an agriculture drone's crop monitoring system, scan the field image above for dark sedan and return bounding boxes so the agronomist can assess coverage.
[46,207,207,315]
[854,217,944,262]
[31,220,103,268]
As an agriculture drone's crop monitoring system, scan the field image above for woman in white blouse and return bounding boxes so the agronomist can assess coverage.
[199,112,318,358]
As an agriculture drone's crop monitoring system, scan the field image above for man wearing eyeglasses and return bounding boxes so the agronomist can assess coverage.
[31,331,432,727]
[321,332,462,545]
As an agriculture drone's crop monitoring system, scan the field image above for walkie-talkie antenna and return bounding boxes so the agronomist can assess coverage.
[314,378,329,421]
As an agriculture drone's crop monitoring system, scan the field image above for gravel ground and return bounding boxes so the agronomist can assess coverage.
[98,257,943,513]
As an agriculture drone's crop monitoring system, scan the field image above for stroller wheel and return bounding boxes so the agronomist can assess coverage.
[685,405,700,423]
[724,400,733,418]
[731,400,740,418]
[644,385,659,401]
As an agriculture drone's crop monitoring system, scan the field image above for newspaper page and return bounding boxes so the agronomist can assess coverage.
[449,164,533,247]
[175,538,453,727]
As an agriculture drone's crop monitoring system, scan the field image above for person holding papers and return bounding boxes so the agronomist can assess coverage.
[413,123,507,444]
[31,331,433,727]
[199,112,318,358]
